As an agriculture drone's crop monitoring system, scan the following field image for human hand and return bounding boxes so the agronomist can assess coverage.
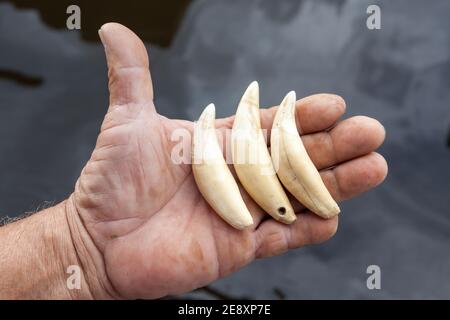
[67,23,387,299]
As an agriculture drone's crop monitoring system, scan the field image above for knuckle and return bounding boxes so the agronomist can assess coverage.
[311,218,339,244]
[257,230,289,258]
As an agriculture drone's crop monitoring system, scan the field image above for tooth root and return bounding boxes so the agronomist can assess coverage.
[232,82,296,224]
[192,103,254,230]
[271,91,340,219]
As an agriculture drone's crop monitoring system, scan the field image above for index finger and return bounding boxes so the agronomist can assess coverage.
[260,93,346,134]
[216,93,346,136]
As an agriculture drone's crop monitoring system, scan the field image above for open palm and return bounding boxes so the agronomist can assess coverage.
[68,23,387,299]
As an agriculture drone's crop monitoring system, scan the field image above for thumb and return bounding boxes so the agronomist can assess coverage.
[98,23,155,111]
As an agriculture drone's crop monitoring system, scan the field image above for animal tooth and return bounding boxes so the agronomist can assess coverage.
[192,103,254,230]
[271,91,340,219]
[231,82,296,224]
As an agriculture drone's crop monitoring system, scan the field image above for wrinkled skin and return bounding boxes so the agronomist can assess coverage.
[68,23,388,299]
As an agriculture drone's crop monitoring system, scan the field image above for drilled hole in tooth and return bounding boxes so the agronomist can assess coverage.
[278,207,286,215]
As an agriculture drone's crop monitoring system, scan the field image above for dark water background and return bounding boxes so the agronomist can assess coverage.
[0,0,449,299]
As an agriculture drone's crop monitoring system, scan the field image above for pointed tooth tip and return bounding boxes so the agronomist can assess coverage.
[287,91,296,100]
[197,103,216,124]
[203,103,216,117]
[284,91,296,103]
[205,103,215,113]
[238,81,259,109]
[279,91,296,110]
[249,80,259,89]
[245,81,259,99]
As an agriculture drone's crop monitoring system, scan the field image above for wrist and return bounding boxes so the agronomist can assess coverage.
[0,201,93,299]
[44,200,94,299]
[64,195,119,299]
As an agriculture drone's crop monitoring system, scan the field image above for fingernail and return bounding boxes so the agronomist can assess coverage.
[98,28,105,46]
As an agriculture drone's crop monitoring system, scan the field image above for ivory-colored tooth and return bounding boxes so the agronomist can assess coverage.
[271,91,340,219]
[192,103,254,230]
[231,82,296,224]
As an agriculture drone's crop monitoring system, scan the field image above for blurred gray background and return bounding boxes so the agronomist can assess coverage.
[0,0,449,299]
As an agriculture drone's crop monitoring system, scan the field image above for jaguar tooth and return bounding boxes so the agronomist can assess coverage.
[192,103,254,229]
[231,82,296,224]
[271,91,340,219]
